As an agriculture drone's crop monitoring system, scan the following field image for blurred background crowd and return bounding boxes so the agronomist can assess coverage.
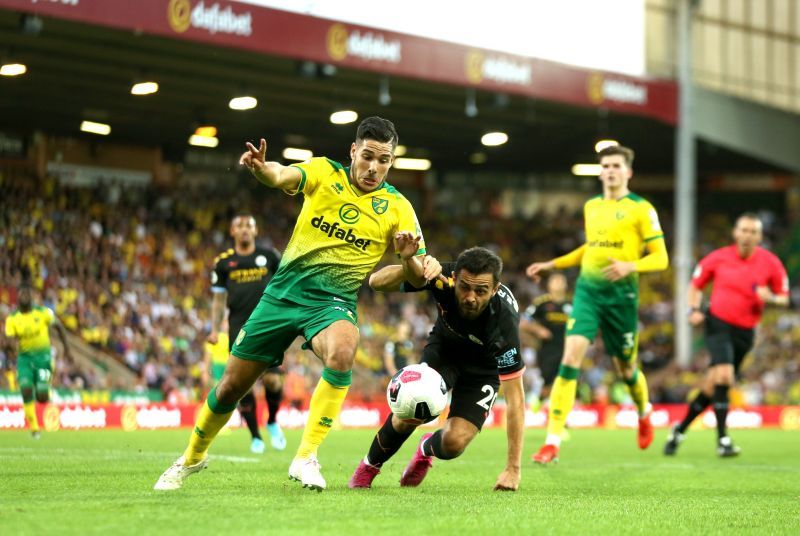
[1,170,799,407]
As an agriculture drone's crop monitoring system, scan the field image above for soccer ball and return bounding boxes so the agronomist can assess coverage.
[386,364,448,423]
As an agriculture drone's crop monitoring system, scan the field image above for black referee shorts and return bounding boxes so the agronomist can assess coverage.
[704,312,755,374]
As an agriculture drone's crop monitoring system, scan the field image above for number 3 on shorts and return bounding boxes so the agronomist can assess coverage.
[476,385,498,410]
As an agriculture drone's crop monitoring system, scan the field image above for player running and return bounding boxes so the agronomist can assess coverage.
[526,145,669,464]
[4,284,71,438]
[208,215,286,453]
[664,213,788,457]
[349,247,526,491]
[155,116,433,492]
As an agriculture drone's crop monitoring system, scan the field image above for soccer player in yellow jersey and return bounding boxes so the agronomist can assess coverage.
[526,145,669,464]
[156,116,436,491]
[4,285,71,438]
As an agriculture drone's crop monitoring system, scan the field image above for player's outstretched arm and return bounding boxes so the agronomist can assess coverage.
[239,138,302,191]
[527,245,586,282]
[369,265,406,292]
[494,374,525,492]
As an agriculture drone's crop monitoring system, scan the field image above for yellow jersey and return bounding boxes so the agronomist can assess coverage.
[266,157,425,306]
[5,306,55,356]
[579,192,664,293]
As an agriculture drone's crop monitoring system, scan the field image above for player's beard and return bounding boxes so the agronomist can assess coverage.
[458,301,481,319]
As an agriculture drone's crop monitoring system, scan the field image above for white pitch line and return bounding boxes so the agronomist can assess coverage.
[0,446,261,463]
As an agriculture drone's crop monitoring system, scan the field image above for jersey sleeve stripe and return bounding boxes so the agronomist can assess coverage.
[644,234,664,242]
[499,367,525,381]
[290,164,307,192]
[210,286,227,294]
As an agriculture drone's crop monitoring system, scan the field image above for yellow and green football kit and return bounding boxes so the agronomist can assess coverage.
[232,157,425,364]
[545,192,667,437]
[5,306,55,394]
[184,157,426,466]
[558,192,665,361]
[5,306,57,433]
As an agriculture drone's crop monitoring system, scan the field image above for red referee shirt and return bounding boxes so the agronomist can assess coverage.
[691,245,788,329]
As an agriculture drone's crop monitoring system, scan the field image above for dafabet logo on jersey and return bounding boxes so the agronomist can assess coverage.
[311,215,372,251]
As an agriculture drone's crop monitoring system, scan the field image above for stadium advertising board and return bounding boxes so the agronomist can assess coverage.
[0,0,676,123]
[2,403,799,430]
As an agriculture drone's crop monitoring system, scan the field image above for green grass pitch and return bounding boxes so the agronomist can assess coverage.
[1,427,798,535]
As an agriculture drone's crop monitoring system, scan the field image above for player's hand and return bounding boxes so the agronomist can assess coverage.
[525,261,553,282]
[493,467,520,492]
[207,331,219,345]
[395,231,422,260]
[755,286,773,303]
[602,258,636,282]
[240,138,268,174]
[537,326,553,340]
[688,310,705,326]
[422,255,442,282]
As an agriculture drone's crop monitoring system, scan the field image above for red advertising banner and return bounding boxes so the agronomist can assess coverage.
[2,403,799,431]
[0,0,677,123]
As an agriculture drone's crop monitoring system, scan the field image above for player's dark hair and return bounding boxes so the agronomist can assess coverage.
[454,247,503,284]
[738,211,761,223]
[598,145,635,167]
[231,213,255,224]
[356,116,399,149]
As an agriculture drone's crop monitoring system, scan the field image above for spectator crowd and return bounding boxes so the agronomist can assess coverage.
[2,170,798,407]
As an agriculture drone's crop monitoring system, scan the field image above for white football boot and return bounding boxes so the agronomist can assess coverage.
[288,455,326,491]
[153,455,208,490]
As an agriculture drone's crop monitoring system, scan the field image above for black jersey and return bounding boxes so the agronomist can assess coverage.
[403,263,523,378]
[523,293,571,359]
[211,246,281,336]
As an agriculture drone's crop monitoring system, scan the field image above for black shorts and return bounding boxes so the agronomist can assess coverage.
[704,313,755,373]
[537,345,563,386]
[421,341,500,430]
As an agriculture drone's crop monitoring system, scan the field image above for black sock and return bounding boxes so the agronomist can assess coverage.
[366,415,413,467]
[713,384,730,440]
[238,391,262,440]
[265,386,283,425]
[421,429,460,460]
[676,391,712,434]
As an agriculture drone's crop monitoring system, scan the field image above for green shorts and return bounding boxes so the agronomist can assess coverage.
[231,293,358,366]
[567,280,639,362]
[17,350,53,393]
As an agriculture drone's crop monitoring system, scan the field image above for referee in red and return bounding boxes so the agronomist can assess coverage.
[665,213,789,457]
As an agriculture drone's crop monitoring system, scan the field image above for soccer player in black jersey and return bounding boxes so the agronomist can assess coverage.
[208,215,286,453]
[349,247,526,491]
[520,273,571,402]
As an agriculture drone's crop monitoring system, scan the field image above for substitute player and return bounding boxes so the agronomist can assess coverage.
[349,247,526,491]
[520,273,571,403]
[209,214,285,454]
[156,116,433,492]
[4,284,71,438]
[526,145,669,464]
[664,213,788,457]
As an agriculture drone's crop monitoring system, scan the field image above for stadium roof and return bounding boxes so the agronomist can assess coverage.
[0,4,786,175]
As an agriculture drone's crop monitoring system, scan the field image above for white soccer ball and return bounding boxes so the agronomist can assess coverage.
[386,364,448,423]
